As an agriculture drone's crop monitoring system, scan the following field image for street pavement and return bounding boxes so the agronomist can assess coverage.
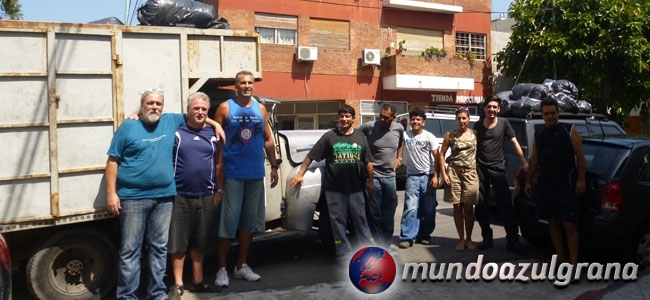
[172,190,650,300]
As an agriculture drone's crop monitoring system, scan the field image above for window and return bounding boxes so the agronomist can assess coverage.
[638,151,650,182]
[309,18,349,49]
[275,100,342,130]
[455,32,486,60]
[396,27,443,56]
[359,100,408,123]
[255,13,297,45]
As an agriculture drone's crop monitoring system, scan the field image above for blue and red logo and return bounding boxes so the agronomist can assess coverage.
[348,246,396,294]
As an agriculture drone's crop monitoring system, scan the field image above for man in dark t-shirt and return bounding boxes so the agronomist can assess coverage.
[525,97,586,268]
[289,105,375,260]
[473,96,529,254]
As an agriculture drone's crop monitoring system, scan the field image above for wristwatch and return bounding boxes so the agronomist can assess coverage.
[216,188,224,194]
[271,165,279,169]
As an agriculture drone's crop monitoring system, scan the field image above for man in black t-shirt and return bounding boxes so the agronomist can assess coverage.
[473,96,529,254]
[525,98,586,268]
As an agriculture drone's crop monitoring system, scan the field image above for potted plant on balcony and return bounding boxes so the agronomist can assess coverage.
[397,40,407,55]
[439,48,447,58]
[423,47,439,58]
[467,50,476,67]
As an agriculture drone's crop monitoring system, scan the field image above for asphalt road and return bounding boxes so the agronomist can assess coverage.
[12,190,632,299]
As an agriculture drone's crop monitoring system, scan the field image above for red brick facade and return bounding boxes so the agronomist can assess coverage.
[207,0,492,126]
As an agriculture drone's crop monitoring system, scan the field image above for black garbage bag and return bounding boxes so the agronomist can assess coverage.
[207,17,230,29]
[511,83,553,101]
[509,97,542,118]
[555,93,579,114]
[575,100,593,114]
[88,17,125,25]
[137,0,215,28]
[551,79,579,99]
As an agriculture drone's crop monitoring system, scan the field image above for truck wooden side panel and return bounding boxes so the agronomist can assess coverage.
[0,20,261,232]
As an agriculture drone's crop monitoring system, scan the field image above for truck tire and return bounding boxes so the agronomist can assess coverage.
[26,228,117,300]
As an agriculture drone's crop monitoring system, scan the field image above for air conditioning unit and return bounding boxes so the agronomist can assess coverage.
[362,49,381,66]
[297,46,318,61]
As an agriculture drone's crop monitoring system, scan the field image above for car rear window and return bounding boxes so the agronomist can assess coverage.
[423,119,476,138]
[582,142,630,178]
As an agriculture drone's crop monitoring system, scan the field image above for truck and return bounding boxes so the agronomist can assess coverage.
[0,20,325,299]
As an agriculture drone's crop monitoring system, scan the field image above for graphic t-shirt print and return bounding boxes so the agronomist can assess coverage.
[232,114,260,145]
[332,142,362,164]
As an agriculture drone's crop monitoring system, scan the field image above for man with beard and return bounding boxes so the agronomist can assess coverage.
[105,88,223,300]
[473,96,528,255]
[358,104,404,250]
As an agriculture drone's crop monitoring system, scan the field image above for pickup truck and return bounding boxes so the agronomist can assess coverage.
[0,20,324,299]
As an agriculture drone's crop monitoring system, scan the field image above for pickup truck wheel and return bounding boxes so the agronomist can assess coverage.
[26,228,117,300]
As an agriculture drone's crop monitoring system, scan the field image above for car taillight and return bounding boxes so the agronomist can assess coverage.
[600,183,622,212]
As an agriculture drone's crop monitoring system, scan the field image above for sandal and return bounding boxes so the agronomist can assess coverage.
[466,241,476,251]
[167,284,183,300]
[189,280,221,293]
[455,241,465,252]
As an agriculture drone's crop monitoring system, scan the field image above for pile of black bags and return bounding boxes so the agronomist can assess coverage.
[495,79,593,118]
[137,0,230,29]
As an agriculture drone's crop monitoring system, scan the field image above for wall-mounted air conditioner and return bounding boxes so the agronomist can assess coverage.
[297,46,318,61]
[363,49,381,66]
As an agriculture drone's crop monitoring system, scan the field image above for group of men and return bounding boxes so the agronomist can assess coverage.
[106,70,275,300]
[105,71,585,299]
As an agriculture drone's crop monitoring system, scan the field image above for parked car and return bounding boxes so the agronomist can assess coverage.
[514,135,650,267]
[503,113,626,188]
[0,233,10,300]
[395,106,480,189]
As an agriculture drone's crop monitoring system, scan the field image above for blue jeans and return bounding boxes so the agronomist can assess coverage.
[117,197,173,300]
[366,177,398,248]
[400,174,438,243]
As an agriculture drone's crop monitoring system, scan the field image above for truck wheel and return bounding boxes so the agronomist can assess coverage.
[26,228,117,300]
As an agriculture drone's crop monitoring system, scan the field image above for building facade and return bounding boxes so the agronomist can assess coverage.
[208,0,493,129]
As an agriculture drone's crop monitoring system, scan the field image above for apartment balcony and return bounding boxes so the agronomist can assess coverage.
[381,54,475,92]
[382,0,462,14]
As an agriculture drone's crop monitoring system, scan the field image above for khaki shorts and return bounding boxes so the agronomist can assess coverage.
[444,166,479,205]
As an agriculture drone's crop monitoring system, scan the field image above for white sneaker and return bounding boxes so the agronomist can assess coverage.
[215,267,229,287]
[234,263,261,281]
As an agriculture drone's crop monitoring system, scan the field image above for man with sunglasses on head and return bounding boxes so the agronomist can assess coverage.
[473,95,529,255]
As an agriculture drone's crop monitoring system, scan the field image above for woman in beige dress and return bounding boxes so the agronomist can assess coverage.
[439,107,480,251]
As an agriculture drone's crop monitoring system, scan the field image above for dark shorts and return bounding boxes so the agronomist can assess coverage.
[168,194,215,253]
[534,182,578,223]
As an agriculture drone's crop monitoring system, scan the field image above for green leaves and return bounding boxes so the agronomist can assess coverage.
[497,0,650,118]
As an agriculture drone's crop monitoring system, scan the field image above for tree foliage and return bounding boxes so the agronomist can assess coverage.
[495,0,650,117]
[1,0,22,20]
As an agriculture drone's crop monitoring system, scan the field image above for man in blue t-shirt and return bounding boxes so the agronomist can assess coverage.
[167,92,221,298]
[105,89,223,300]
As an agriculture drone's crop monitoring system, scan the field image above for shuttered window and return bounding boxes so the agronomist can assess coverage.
[396,27,443,56]
[309,18,350,49]
[255,13,297,45]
